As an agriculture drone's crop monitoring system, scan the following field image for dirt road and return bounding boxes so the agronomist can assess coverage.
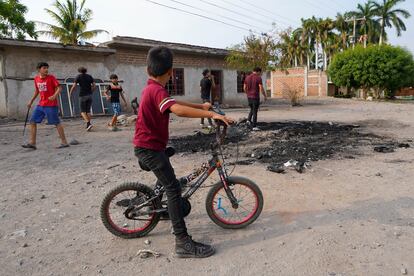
[0,98,413,276]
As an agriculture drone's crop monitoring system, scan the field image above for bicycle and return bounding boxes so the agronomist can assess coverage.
[100,109,264,238]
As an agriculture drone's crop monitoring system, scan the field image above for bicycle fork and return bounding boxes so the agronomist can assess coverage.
[216,162,239,209]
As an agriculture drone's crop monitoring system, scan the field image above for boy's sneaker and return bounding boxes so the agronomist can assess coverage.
[175,235,215,258]
[252,127,261,131]
[86,122,93,131]
[200,123,205,128]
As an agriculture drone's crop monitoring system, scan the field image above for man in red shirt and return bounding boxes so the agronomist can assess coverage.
[134,46,233,258]
[22,62,69,150]
[244,67,267,131]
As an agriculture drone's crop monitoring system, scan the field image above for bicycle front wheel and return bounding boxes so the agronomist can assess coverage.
[205,176,263,229]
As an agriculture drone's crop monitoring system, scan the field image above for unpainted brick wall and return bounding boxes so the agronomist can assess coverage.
[272,68,305,98]
[396,87,414,96]
[271,67,328,98]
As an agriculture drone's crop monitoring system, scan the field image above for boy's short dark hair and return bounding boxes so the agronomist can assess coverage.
[78,67,87,73]
[37,62,49,69]
[253,67,262,73]
[146,46,173,77]
[202,69,210,76]
[109,74,118,79]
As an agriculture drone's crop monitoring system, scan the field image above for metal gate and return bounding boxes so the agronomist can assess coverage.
[58,78,114,118]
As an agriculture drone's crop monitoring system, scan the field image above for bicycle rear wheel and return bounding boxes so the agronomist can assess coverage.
[100,182,161,238]
[205,176,263,229]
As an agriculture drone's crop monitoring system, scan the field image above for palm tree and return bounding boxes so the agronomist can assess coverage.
[372,0,411,45]
[302,17,320,69]
[293,18,314,70]
[318,18,335,70]
[346,1,381,45]
[334,13,350,51]
[37,0,107,45]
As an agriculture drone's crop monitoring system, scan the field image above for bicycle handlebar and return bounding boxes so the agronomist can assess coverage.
[210,106,228,145]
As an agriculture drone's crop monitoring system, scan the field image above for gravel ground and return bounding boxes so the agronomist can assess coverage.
[0,98,413,276]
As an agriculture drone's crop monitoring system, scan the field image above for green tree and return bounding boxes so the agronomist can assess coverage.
[37,0,107,45]
[334,13,351,50]
[226,31,278,71]
[0,0,37,39]
[346,1,381,45]
[328,45,414,98]
[372,0,411,45]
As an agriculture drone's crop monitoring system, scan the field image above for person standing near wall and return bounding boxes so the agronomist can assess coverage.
[69,67,96,131]
[244,67,267,131]
[22,62,69,150]
[199,69,215,128]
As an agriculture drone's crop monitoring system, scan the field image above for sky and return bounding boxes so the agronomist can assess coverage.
[21,0,414,53]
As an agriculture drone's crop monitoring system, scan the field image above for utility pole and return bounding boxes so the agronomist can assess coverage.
[346,17,366,49]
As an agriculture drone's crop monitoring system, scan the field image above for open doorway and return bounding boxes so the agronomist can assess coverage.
[210,70,223,104]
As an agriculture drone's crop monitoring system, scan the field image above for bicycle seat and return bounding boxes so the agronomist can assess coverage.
[138,147,175,171]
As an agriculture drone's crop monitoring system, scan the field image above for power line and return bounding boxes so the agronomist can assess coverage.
[302,0,337,14]
[168,0,265,30]
[327,0,349,11]
[219,0,294,26]
[142,0,261,34]
[237,0,299,26]
[198,0,273,28]
[313,0,344,13]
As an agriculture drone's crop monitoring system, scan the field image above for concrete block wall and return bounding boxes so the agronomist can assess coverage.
[0,45,242,118]
[0,47,116,118]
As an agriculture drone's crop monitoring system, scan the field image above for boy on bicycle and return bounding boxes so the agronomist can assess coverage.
[133,46,233,258]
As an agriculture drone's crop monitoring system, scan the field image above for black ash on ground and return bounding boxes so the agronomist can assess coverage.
[169,121,410,172]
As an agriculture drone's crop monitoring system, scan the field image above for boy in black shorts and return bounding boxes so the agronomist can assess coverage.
[69,67,96,131]
[103,74,127,131]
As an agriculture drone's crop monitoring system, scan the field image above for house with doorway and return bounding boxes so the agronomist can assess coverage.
[0,36,251,119]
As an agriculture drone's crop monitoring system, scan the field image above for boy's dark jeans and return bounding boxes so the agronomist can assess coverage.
[247,98,260,127]
[134,147,188,239]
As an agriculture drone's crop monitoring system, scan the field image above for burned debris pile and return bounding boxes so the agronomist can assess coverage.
[169,120,410,173]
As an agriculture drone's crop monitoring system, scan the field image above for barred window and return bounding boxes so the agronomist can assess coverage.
[166,68,185,96]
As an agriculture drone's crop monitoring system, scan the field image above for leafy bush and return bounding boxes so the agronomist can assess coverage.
[328,45,414,98]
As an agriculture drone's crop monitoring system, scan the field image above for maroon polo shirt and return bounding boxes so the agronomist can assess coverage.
[244,73,263,99]
[133,79,176,151]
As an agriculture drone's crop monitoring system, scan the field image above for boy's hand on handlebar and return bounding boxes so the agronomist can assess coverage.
[202,102,211,110]
[212,113,234,126]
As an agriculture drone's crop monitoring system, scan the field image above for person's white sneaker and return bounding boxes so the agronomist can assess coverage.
[252,127,260,131]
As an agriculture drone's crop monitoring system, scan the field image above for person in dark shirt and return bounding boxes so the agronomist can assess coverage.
[104,74,127,131]
[244,67,267,131]
[69,67,96,131]
[199,69,215,128]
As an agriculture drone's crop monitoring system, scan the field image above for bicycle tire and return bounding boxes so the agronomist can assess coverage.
[100,182,161,238]
[205,176,263,229]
